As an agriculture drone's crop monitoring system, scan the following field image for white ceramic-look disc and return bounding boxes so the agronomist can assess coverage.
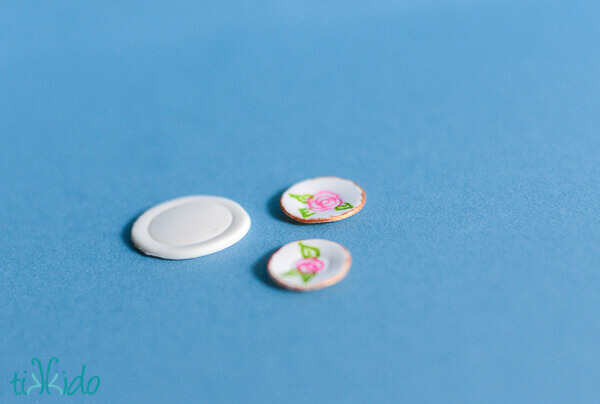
[268,239,351,291]
[131,195,250,259]
[280,176,365,223]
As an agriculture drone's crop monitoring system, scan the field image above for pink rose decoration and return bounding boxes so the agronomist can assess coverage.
[296,258,325,274]
[307,191,342,212]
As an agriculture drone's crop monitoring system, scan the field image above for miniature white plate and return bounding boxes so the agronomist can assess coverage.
[280,176,365,223]
[268,239,351,291]
[131,195,250,259]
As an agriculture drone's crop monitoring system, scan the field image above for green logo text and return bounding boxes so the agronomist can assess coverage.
[10,357,100,396]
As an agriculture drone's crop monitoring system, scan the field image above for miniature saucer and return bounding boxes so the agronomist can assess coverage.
[131,195,250,259]
[280,176,365,223]
[268,239,351,291]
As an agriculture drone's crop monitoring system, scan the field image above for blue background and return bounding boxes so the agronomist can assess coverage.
[2,1,600,402]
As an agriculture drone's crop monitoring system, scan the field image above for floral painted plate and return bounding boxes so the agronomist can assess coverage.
[268,239,352,291]
[280,176,365,223]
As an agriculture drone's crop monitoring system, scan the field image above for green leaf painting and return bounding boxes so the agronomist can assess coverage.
[335,202,353,210]
[288,193,313,203]
[298,242,320,258]
[299,208,315,218]
[283,269,317,283]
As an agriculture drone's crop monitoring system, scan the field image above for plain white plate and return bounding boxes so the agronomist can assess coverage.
[131,195,251,259]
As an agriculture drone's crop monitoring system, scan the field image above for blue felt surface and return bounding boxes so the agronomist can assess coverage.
[2,1,600,402]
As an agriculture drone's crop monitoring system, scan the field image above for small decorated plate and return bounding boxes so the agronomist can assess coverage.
[280,176,366,223]
[268,239,352,291]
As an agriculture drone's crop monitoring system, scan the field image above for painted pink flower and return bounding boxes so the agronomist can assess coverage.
[296,258,325,274]
[307,191,342,212]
